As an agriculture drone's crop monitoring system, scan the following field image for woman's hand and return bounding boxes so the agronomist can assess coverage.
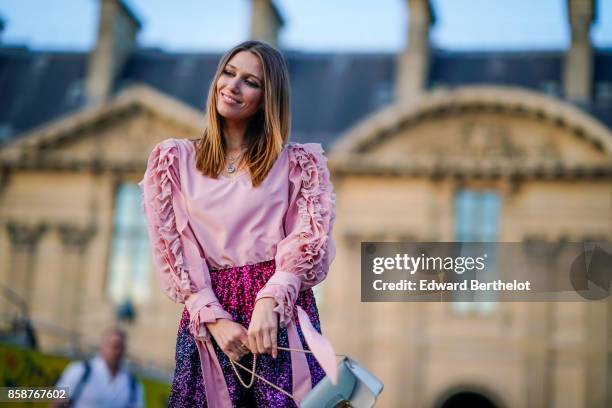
[205,319,250,361]
[248,297,279,358]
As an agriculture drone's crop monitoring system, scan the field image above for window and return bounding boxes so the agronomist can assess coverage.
[64,79,85,107]
[373,81,393,108]
[0,123,14,146]
[541,81,561,98]
[107,183,152,304]
[595,82,612,104]
[451,189,501,315]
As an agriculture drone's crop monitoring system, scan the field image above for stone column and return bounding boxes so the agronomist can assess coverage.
[584,287,611,407]
[86,0,142,105]
[563,0,595,104]
[250,0,284,47]
[5,222,48,312]
[522,241,563,407]
[395,0,436,103]
[56,223,97,336]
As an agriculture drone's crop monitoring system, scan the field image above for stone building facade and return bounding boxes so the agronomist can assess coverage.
[0,0,611,406]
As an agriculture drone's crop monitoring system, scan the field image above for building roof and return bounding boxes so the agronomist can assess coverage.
[428,49,612,128]
[0,45,610,149]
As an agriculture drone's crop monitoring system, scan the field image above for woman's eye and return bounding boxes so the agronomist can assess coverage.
[223,69,258,88]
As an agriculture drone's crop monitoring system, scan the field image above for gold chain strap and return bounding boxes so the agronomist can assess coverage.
[228,346,347,402]
[229,353,257,388]
[230,358,298,401]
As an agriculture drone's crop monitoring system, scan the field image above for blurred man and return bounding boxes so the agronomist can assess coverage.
[51,327,144,408]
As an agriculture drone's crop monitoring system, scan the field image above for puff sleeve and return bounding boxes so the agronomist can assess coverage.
[139,139,232,340]
[255,142,336,327]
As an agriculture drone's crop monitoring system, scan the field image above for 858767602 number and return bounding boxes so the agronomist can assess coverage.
[0,387,69,402]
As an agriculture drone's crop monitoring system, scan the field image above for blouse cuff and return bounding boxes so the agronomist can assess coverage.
[255,271,301,327]
[185,288,232,340]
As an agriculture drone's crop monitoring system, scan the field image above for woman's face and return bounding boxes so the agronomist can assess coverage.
[216,50,264,123]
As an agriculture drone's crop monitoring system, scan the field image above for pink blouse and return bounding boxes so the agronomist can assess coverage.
[139,138,337,407]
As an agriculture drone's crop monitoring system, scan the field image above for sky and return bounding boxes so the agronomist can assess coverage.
[1,0,611,52]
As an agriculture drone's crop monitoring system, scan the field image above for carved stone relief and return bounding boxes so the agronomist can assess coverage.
[4,222,48,307]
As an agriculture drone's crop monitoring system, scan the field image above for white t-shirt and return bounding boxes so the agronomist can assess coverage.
[54,355,144,408]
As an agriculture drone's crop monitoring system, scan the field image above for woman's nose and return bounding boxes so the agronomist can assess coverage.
[227,77,241,93]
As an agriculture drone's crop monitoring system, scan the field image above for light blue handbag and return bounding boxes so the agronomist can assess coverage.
[231,347,384,407]
[300,355,384,408]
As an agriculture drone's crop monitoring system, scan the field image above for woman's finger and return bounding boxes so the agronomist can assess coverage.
[262,327,272,354]
[240,334,251,352]
[238,328,250,347]
[270,325,278,359]
[238,342,250,358]
[248,333,258,354]
[225,348,238,361]
[256,330,265,354]
[231,341,243,358]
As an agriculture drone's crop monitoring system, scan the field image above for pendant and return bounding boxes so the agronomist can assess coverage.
[227,164,236,173]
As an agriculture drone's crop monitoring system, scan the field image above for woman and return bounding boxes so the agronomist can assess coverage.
[139,40,336,407]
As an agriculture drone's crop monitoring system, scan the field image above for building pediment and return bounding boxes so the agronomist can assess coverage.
[0,84,204,171]
[329,86,612,179]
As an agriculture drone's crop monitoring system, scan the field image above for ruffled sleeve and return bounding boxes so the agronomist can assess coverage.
[255,142,336,327]
[139,138,232,340]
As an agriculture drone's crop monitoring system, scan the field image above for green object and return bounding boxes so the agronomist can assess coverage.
[0,343,171,407]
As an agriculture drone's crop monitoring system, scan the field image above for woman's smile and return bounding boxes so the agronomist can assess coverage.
[220,92,241,105]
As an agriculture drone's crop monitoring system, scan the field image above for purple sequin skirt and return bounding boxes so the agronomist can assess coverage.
[167,259,326,407]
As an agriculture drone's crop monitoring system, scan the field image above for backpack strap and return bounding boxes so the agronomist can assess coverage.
[128,372,138,405]
[67,360,91,407]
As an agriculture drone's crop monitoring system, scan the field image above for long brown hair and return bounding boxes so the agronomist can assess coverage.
[194,40,291,187]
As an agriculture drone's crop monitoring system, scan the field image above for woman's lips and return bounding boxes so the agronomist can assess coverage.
[221,92,240,105]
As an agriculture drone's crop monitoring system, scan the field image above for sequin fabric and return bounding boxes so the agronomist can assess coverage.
[168,259,326,407]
